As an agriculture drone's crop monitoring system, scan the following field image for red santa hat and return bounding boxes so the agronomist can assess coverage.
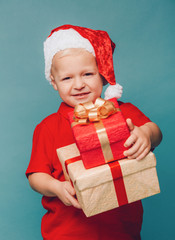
[44,24,123,98]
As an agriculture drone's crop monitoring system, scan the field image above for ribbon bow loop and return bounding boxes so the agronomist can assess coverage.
[74,98,119,125]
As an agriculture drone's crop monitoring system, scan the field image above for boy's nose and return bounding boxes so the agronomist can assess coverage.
[73,76,85,90]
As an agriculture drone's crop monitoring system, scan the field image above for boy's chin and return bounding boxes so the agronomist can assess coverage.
[73,97,98,106]
[64,95,101,107]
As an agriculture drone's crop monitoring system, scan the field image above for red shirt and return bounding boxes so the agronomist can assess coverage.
[26,101,151,240]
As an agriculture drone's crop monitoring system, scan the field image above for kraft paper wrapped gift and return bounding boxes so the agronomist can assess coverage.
[57,143,160,217]
[68,98,130,169]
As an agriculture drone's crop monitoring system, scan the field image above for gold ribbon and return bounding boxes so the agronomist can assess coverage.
[72,98,120,163]
[73,98,120,124]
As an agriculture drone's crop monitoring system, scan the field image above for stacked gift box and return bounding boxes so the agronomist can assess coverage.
[57,98,160,217]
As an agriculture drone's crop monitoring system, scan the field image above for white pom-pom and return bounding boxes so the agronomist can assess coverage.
[104,83,123,100]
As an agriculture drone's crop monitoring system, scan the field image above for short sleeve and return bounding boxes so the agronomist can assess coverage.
[26,122,54,178]
[119,102,151,126]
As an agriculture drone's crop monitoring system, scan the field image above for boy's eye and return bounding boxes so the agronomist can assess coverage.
[62,77,71,81]
[84,72,93,76]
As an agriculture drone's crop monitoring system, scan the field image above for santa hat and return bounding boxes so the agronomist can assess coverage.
[44,24,122,99]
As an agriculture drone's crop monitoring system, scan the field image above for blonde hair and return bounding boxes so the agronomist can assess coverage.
[54,48,93,59]
[50,48,96,74]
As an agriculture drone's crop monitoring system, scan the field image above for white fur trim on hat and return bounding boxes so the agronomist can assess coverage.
[44,29,95,82]
[104,83,123,100]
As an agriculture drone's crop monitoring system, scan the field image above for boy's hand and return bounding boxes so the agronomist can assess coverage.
[56,181,81,209]
[28,172,81,209]
[123,118,151,160]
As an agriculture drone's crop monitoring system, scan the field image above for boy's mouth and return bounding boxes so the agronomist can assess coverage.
[72,92,90,98]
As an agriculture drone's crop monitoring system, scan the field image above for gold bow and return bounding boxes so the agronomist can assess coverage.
[72,98,120,163]
[73,98,120,125]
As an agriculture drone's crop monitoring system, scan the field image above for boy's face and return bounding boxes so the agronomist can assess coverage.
[50,49,103,107]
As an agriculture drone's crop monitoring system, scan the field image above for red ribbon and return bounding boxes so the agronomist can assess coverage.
[65,156,128,207]
[108,161,128,206]
[65,156,82,174]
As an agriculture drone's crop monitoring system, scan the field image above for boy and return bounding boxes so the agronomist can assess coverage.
[26,24,162,240]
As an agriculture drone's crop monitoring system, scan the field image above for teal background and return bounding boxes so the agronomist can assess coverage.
[0,0,174,239]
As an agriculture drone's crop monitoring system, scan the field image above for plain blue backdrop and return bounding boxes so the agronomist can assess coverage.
[0,0,174,239]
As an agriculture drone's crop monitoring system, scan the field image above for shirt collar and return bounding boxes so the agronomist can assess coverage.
[58,102,74,119]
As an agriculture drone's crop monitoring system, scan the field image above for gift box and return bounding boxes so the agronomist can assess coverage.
[57,143,160,217]
[68,98,130,169]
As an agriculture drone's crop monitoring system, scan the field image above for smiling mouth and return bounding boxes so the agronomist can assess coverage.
[72,92,90,97]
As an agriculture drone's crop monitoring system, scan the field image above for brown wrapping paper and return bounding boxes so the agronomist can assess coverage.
[57,144,160,217]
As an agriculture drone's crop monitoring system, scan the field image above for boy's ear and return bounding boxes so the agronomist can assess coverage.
[50,75,58,91]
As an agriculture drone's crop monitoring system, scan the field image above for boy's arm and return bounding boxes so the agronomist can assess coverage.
[28,172,81,209]
[124,119,162,160]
